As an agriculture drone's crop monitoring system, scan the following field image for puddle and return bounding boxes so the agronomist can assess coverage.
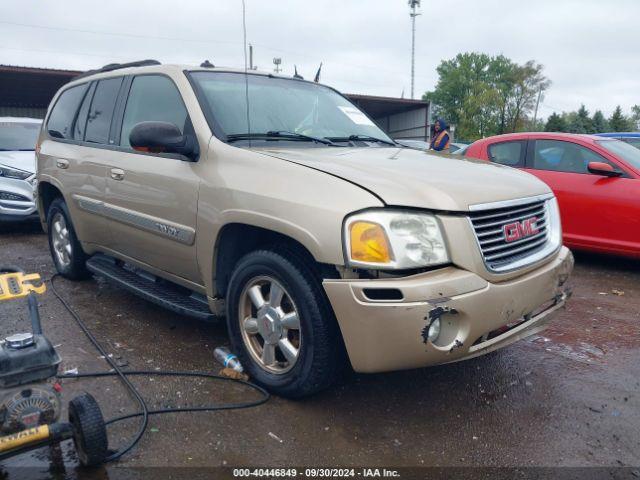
[528,335,605,364]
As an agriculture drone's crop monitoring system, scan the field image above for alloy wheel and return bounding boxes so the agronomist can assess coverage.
[239,276,302,374]
[51,212,72,268]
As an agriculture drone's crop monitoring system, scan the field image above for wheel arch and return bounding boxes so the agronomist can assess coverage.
[213,222,340,298]
[37,179,65,231]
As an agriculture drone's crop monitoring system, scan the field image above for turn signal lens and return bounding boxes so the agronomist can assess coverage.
[350,221,392,264]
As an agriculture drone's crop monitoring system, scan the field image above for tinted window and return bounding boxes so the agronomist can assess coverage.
[532,140,612,174]
[85,77,123,144]
[0,122,41,150]
[73,83,96,141]
[488,141,524,166]
[47,84,88,139]
[120,75,188,148]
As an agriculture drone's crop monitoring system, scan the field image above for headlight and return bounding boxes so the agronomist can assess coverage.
[344,210,450,269]
[0,164,31,180]
[546,197,562,249]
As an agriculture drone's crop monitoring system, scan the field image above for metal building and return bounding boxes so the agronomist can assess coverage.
[0,65,431,141]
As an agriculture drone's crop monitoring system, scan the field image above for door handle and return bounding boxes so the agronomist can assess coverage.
[56,159,69,169]
[110,168,125,181]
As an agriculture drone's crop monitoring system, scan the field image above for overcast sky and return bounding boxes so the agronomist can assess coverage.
[1,0,638,119]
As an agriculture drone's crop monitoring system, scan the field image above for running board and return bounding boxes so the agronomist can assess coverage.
[86,254,216,322]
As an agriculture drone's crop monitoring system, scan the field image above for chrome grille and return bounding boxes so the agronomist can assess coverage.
[469,198,550,271]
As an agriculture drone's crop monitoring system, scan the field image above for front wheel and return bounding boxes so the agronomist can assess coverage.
[226,249,344,398]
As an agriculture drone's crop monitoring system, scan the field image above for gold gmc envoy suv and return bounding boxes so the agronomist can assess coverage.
[37,61,573,397]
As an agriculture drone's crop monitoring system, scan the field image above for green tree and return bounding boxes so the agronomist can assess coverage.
[591,110,608,133]
[545,112,567,132]
[566,105,593,133]
[424,52,550,141]
[609,105,631,132]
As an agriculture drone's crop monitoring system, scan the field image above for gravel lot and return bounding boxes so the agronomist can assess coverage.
[1,223,638,478]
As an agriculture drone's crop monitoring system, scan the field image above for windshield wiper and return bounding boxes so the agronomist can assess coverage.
[227,131,337,146]
[327,135,397,146]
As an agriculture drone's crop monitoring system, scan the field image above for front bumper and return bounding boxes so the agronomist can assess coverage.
[0,177,37,221]
[323,247,574,373]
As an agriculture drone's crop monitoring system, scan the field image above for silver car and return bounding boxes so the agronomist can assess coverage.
[0,117,41,221]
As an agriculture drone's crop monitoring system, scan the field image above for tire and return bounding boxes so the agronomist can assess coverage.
[68,393,108,467]
[47,197,90,280]
[226,248,344,398]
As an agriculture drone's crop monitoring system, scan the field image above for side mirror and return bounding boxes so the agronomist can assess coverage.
[587,161,622,177]
[129,121,198,161]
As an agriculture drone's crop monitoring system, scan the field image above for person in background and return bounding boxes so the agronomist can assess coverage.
[430,118,451,151]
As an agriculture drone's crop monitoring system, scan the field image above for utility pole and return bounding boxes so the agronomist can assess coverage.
[249,44,254,70]
[409,0,421,99]
[532,86,543,130]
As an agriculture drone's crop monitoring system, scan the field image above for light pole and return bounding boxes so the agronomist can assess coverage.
[408,0,421,99]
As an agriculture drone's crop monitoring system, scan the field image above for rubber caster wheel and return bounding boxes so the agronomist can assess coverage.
[69,393,108,467]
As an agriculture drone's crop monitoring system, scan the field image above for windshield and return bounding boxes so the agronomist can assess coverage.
[0,122,41,151]
[596,140,640,170]
[190,72,393,146]
[622,138,640,150]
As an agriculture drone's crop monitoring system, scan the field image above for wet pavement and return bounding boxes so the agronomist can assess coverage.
[0,222,639,477]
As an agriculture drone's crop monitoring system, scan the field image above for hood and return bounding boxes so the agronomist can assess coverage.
[255,147,551,211]
[0,150,36,175]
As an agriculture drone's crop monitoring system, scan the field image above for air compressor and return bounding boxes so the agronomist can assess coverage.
[0,268,108,466]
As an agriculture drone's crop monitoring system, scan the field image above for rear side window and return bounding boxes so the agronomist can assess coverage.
[47,84,89,139]
[85,77,123,145]
[73,83,96,141]
[120,75,188,148]
[487,141,525,167]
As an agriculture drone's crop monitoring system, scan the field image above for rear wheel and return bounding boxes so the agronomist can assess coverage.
[226,248,344,398]
[47,197,90,280]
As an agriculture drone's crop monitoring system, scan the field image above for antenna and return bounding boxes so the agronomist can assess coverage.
[273,57,282,73]
[241,0,251,145]
[408,0,421,99]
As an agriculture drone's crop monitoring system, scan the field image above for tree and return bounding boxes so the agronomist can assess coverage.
[545,112,567,132]
[591,110,608,133]
[631,105,640,130]
[566,105,593,133]
[424,53,550,141]
[609,105,631,132]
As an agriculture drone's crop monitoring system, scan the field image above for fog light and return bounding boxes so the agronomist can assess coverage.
[427,318,441,343]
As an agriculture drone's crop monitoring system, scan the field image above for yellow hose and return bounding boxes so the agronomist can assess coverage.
[0,425,50,453]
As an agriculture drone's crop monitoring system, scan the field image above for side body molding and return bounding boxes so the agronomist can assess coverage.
[72,194,196,246]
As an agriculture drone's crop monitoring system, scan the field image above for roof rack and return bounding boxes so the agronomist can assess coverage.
[74,59,161,80]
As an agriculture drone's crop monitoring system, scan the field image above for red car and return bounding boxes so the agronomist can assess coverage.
[465,132,640,258]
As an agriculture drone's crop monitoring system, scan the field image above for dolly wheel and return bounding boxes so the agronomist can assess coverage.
[69,393,108,467]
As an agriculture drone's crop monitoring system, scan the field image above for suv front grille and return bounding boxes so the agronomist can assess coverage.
[469,198,550,272]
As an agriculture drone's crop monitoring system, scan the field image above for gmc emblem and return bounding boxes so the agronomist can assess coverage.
[503,217,539,243]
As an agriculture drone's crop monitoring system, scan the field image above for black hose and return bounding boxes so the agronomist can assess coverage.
[28,293,43,335]
[50,274,269,463]
[0,266,25,274]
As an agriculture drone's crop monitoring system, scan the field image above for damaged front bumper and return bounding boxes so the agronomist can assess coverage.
[323,247,574,373]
